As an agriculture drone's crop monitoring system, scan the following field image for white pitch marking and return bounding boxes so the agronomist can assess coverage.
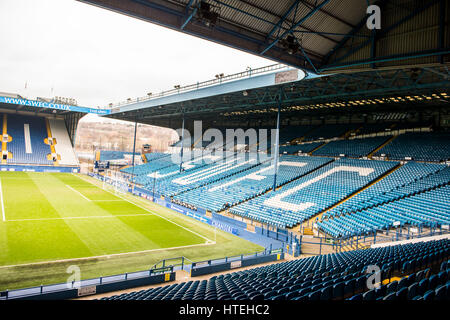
[5,213,152,222]
[0,241,216,269]
[65,184,91,202]
[77,174,214,243]
[0,179,5,222]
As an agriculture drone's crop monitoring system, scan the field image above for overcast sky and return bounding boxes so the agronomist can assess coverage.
[0,0,273,108]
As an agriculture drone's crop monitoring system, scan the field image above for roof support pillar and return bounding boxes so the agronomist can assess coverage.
[131,120,138,176]
[272,87,282,191]
[179,111,185,173]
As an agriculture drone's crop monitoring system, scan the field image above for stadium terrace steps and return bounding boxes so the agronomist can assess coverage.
[44,118,59,165]
[48,119,78,166]
[368,135,397,158]
[1,114,8,164]
[307,141,328,155]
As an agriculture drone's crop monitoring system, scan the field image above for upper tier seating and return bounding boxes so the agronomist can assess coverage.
[279,142,323,154]
[98,239,449,301]
[229,158,398,228]
[278,125,317,144]
[354,123,395,135]
[313,136,391,158]
[6,114,53,165]
[172,156,333,212]
[302,124,360,142]
[374,132,450,162]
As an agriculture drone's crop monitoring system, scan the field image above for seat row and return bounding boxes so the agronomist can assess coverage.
[99,239,449,301]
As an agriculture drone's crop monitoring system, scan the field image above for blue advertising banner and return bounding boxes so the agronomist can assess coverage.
[0,165,79,173]
[166,202,212,225]
[0,96,110,115]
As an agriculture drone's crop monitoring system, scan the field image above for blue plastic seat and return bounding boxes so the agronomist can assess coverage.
[362,289,375,301]
[308,290,320,301]
[344,279,355,297]
[386,281,398,294]
[417,279,429,296]
[332,282,344,300]
[396,287,408,300]
[320,286,332,301]
[423,290,435,301]
[348,293,362,300]
[383,292,397,300]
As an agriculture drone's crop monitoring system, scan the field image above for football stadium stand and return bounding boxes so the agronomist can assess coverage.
[48,119,78,166]
[98,238,449,301]
[312,136,392,158]
[130,154,224,187]
[374,132,450,162]
[318,166,450,238]
[279,125,317,144]
[99,151,135,162]
[229,158,398,228]
[302,124,360,142]
[153,153,263,198]
[144,152,171,162]
[323,162,447,219]
[121,154,173,176]
[0,113,79,170]
[279,142,324,155]
[5,114,53,165]
[172,156,333,212]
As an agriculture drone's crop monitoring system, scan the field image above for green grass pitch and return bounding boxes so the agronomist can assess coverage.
[0,172,262,290]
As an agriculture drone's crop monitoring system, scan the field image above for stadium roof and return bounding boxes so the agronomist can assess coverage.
[0,93,109,144]
[105,64,450,128]
[78,0,449,73]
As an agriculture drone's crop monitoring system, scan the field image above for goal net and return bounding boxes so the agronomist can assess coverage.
[103,170,129,195]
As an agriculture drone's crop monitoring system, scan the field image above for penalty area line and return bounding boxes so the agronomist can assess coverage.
[65,184,91,202]
[76,174,214,244]
[0,241,216,269]
[5,213,155,222]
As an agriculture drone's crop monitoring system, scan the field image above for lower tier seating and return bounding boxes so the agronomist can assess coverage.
[152,153,264,197]
[318,166,450,238]
[98,238,449,301]
[172,156,332,212]
[229,158,398,228]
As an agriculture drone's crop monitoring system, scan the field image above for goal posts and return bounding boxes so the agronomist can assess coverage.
[103,169,130,195]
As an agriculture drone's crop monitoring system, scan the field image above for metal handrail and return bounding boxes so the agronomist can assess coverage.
[108,64,288,108]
